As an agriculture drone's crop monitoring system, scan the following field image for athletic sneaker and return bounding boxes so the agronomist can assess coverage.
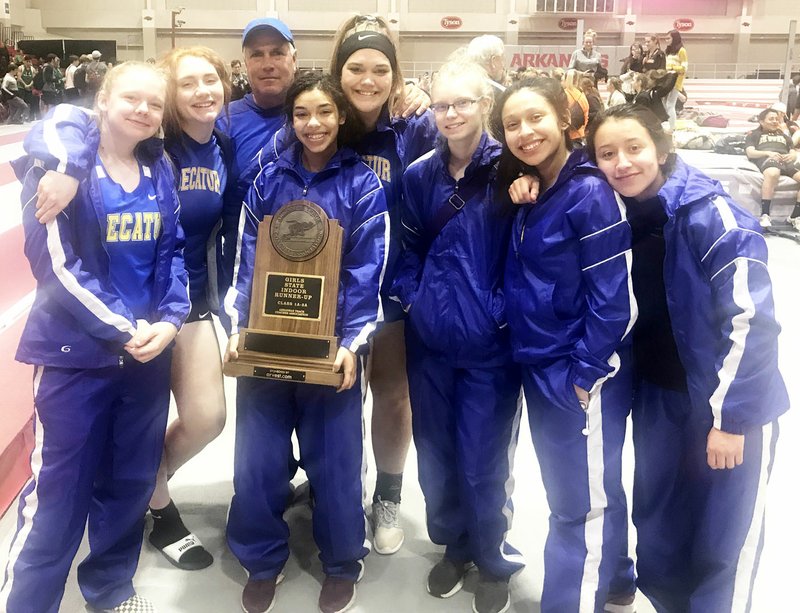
[427,557,471,598]
[371,498,404,554]
[472,574,510,613]
[94,594,157,612]
[318,561,363,613]
[787,216,800,231]
[759,214,772,228]
[241,573,284,613]
[604,592,637,613]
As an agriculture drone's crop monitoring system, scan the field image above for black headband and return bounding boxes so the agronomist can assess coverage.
[335,31,397,77]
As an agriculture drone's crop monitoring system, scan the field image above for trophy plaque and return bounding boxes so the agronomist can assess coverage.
[223,200,344,387]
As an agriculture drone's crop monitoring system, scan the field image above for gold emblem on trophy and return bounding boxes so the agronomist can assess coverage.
[223,200,344,387]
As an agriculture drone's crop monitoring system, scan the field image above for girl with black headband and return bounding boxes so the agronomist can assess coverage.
[331,23,439,557]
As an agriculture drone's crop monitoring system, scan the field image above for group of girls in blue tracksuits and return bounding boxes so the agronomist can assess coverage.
[1,41,788,613]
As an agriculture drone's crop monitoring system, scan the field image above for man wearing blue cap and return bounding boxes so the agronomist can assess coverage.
[215,17,298,323]
[216,17,296,178]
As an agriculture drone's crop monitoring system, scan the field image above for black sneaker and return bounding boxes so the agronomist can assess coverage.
[426,557,471,598]
[472,573,510,613]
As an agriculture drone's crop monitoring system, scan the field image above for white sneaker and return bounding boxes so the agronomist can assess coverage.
[787,216,800,231]
[371,498,404,555]
[759,214,772,228]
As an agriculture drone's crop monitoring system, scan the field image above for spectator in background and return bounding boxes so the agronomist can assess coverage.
[632,70,677,125]
[85,50,108,102]
[465,34,507,96]
[418,71,431,93]
[787,73,800,121]
[39,54,64,115]
[0,41,9,75]
[229,58,250,101]
[664,29,688,130]
[568,32,602,75]
[744,106,800,228]
[607,76,627,107]
[621,42,645,75]
[563,69,590,143]
[643,34,666,72]
[72,54,91,107]
[770,101,800,146]
[18,55,37,119]
[64,54,80,101]
[2,64,29,123]
[580,75,604,127]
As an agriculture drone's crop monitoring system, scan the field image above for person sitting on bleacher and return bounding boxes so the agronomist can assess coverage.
[771,101,800,147]
[745,106,800,229]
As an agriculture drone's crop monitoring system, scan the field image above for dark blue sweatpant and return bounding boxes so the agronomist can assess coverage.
[521,352,635,613]
[632,380,779,613]
[406,342,524,579]
[227,372,369,581]
[0,353,172,613]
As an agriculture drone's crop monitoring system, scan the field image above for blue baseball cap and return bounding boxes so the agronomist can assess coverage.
[242,18,294,47]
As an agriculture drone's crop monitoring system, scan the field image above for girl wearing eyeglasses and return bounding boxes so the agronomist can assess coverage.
[391,60,523,613]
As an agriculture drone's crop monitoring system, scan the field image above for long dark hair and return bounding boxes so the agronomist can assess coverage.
[665,30,684,55]
[585,103,676,177]
[491,76,572,206]
[284,71,365,148]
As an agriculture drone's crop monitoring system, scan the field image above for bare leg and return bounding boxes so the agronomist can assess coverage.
[147,320,225,569]
[150,320,226,509]
[368,320,412,476]
[367,320,413,554]
[761,167,780,201]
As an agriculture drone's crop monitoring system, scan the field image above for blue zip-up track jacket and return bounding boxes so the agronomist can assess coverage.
[656,156,789,434]
[12,105,189,369]
[505,149,637,391]
[223,142,389,354]
[392,133,514,368]
[19,104,233,315]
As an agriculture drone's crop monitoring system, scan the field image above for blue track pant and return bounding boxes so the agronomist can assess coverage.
[632,380,779,613]
[521,352,635,613]
[227,372,369,581]
[406,341,524,579]
[0,353,172,613]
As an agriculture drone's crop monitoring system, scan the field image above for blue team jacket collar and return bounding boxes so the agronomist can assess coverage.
[275,140,361,175]
[535,148,601,206]
[436,132,501,180]
[657,156,727,217]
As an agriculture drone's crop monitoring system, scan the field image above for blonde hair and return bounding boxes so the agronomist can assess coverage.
[157,46,231,143]
[329,14,405,117]
[564,69,581,88]
[94,61,168,135]
[432,60,494,131]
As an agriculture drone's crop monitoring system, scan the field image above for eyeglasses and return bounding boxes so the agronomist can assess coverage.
[430,98,479,115]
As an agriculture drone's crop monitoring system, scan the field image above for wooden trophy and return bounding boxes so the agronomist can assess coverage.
[223,200,344,387]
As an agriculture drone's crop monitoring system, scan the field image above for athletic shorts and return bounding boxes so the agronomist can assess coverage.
[186,296,213,323]
[756,157,800,177]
